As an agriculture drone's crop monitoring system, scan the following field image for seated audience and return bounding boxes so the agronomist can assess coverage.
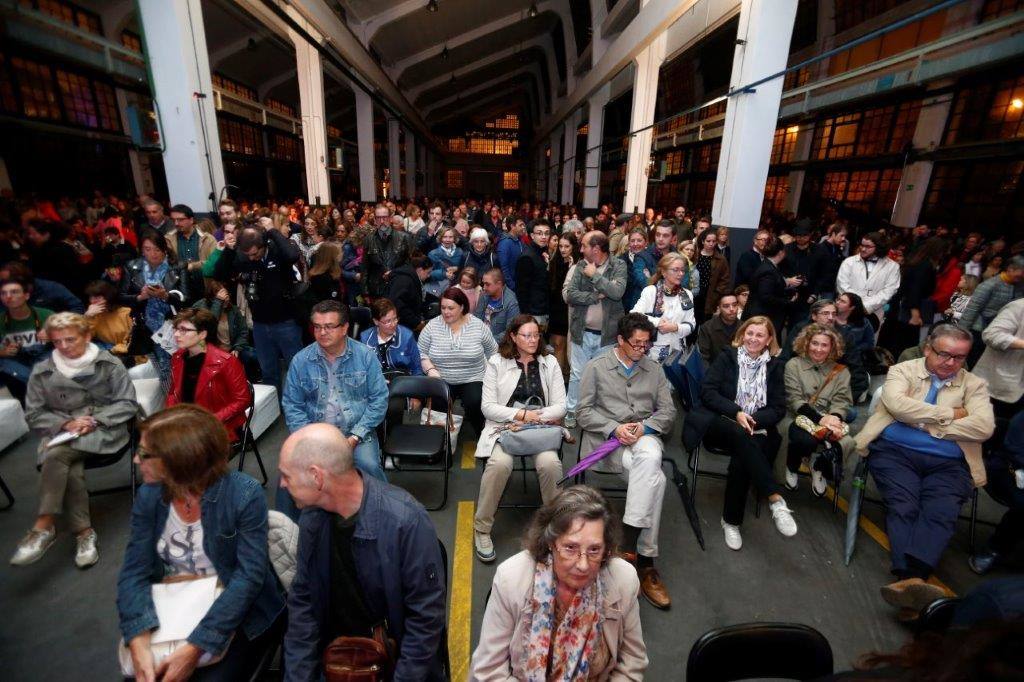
[359,298,422,377]
[0,261,84,313]
[283,301,388,484]
[969,410,1024,575]
[944,273,978,322]
[419,287,498,437]
[473,315,567,563]
[427,226,464,292]
[165,309,250,442]
[279,424,447,681]
[853,323,994,615]
[474,267,520,340]
[455,266,481,312]
[834,291,875,399]
[0,277,54,403]
[683,316,797,551]
[631,252,697,362]
[192,278,258,381]
[577,313,676,609]
[11,313,136,567]
[118,405,285,681]
[83,280,133,360]
[783,324,855,496]
[696,292,740,367]
[470,486,647,680]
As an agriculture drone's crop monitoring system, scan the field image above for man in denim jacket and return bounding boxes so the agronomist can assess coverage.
[282,301,388,495]
[279,424,447,682]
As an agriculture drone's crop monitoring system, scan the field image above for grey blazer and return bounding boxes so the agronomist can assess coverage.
[566,256,627,346]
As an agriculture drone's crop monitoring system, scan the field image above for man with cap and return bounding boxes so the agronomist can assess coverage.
[782,218,817,325]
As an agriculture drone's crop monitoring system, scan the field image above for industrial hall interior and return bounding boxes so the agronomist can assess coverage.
[2,0,1024,681]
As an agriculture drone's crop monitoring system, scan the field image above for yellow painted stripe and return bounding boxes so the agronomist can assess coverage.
[450,500,475,681]
[462,441,477,469]
[826,486,953,595]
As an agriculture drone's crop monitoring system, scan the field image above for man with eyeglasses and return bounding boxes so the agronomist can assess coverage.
[361,203,413,300]
[281,300,388,521]
[836,231,901,329]
[853,323,993,618]
[514,220,552,327]
[735,229,772,287]
[165,204,216,274]
[577,313,676,610]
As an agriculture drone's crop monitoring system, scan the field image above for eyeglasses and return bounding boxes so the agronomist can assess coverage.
[374,215,390,222]
[931,347,968,363]
[860,242,875,248]
[312,323,343,333]
[516,332,541,340]
[553,543,606,563]
[666,267,685,274]
[136,445,159,461]
[173,326,198,334]
[624,339,652,351]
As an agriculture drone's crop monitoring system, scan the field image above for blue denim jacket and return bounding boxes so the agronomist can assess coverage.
[282,339,388,440]
[359,325,423,376]
[284,475,446,682]
[117,472,285,655]
[427,245,464,282]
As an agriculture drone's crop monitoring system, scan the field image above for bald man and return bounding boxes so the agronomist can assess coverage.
[279,424,447,682]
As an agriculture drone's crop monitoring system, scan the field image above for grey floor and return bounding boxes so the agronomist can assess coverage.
[0,377,1007,681]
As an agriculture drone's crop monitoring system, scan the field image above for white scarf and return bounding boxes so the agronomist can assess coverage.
[735,346,771,415]
[53,343,101,378]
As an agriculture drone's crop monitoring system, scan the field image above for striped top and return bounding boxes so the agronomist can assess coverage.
[417,315,498,384]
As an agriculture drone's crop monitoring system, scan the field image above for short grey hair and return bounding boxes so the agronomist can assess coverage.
[290,428,354,481]
[810,298,837,317]
[1007,255,1024,271]
[927,323,973,348]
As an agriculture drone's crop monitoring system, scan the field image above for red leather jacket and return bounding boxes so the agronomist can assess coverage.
[166,344,250,440]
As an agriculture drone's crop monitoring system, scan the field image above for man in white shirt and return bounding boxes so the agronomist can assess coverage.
[836,231,901,328]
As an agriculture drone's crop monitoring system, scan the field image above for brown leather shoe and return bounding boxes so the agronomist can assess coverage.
[880,578,951,611]
[638,567,671,610]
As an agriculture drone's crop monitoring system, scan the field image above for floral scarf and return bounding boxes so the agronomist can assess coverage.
[524,559,604,682]
[735,346,771,416]
[142,259,171,333]
[652,280,693,317]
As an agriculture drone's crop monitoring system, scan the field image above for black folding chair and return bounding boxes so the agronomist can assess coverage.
[235,381,269,486]
[686,439,761,518]
[381,376,452,510]
[348,306,373,340]
[437,538,452,679]
[496,444,565,510]
[0,470,13,510]
[38,419,139,501]
[686,622,833,681]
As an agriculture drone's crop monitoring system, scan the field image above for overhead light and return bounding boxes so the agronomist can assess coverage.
[528,2,538,18]
[1012,98,1024,110]
[441,44,449,60]
[786,125,800,134]
[426,0,438,12]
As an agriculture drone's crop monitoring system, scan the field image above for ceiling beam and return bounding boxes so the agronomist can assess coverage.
[423,64,542,117]
[353,0,425,47]
[430,84,535,124]
[209,31,273,69]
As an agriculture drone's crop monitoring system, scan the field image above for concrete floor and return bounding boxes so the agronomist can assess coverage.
[0,380,1007,681]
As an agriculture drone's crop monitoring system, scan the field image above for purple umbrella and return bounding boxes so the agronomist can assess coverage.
[558,437,621,485]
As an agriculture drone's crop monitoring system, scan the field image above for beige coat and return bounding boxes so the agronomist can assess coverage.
[165,227,217,269]
[469,551,648,681]
[475,354,567,459]
[784,355,856,457]
[853,358,994,486]
[972,298,1024,403]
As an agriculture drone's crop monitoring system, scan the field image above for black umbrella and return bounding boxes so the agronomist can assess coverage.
[844,458,870,566]
[665,458,706,551]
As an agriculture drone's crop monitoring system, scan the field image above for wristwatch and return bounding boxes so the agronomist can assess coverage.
[351,434,362,445]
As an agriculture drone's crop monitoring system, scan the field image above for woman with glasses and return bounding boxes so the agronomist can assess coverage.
[631,253,697,363]
[165,308,250,443]
[470,485,647,680]
[359,298,422,377]
[472,315,567,564]
[11,313,137,569]
[119,404,285,682]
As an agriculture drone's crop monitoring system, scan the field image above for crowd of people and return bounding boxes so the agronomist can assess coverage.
[1,188,1022,679]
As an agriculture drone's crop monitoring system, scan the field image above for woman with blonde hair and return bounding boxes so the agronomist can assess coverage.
[405,203,424,233]
[631,252,697,362]
[306,241,343,304]
[676,239,701,296]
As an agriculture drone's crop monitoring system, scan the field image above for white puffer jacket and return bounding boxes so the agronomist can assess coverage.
[267,510,299,592]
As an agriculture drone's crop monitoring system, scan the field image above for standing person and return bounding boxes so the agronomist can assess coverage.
[426,226,465,294]
[474,268,520,340]
[631,253,697,362]
[645,221,678,263]
[693,228,732,324]
[697,292,741,367]
[809,223,848,300]
[279,423,447,681]
[514,220,552,327]
[496,216,526,292]
[462,228,497,274]
[213,226,303,389]
[282,301,388,484]
[165,204,216,275]
[971,297,1024,419]
[0,278,54,403]
[745,237,798,339]
[880,237,947,359]
[683,317,797,551]
[548,234,579,379]
[564,231,627,428]
[735,229,770,288]
[836,231,901,328]
[404,203,425,233]
[622,228,656,313]
[361,203,413,301]
[305,242,343,305]
[11,313,136,568]
[292,215,322,265]
[472,315,567,563]
[576,313,676,609]
[958,255,1024,367]
[141,198,172,233]
[782,220,816,324]
[418,288,499,437]
[388,256,431,333]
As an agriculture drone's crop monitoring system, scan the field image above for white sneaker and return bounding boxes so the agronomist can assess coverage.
[811,470,828,497]
[720,519,742,551]
[784,469,799,491]
[10,527,56,566]
[74,529,98,569]
[770,500,798,537]
[474,531,496,563]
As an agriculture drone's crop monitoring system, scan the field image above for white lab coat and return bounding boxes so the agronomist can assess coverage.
[836,255,901,317]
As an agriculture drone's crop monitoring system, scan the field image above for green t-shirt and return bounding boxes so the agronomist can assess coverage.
[1,306,54,350]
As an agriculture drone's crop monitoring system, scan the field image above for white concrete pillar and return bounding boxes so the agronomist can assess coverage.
[561,110,582,205]
[784,123,814,215]
[290,22,330,206]
[590,0,610,64]
[547,128,561,203]
[137,0,225,211]
[622,33,666,215]
[354,88,376,202]
[892,91,954,227]
[711,0,798,232]
[387,118,401,200]
[583,83,610,212]
[404,127,416,199]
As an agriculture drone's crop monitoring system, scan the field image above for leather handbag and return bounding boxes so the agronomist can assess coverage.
[794,364,850,442]
[323,624,396,682]
[497,396,565,456]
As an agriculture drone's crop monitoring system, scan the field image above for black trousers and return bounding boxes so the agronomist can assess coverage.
[703,416,782,525]
[449,381,484,437]
[786,422,823,473]
[181,612,285,681]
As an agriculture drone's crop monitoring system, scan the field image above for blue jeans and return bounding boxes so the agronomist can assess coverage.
[252,320,303,389]
[275,435,386,522]
[567,332,607,413]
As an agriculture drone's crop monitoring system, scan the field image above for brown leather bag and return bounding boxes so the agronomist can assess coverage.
[322,624,396,682]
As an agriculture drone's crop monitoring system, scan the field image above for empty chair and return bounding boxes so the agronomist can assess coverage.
[686,622,833,681]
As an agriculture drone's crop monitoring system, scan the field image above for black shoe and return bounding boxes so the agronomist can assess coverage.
[968,550,1000,575]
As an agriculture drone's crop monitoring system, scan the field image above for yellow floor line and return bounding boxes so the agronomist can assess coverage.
[461,441,477,469]
[825,486,953,594]
[449,500,475,681]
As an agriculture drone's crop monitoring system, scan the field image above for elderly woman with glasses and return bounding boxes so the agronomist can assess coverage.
[631,252,697,363]
[470,485,647,681]
[472,315,567,564]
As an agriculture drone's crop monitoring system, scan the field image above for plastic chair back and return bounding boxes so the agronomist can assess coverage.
[389,375,450,407]
[686,622,833,681]
[349,306,373,339]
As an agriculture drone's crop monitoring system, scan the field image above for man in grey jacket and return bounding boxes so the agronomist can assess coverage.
[577,313,676,610]
[565,231,627,427]
[473,267,520,339]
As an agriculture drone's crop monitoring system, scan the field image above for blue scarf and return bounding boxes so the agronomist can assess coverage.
[143,259,171,333]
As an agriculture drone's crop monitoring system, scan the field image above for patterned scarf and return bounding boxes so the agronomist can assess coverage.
[524,559,605,682]
[735,346,771,416]
[142,259,171,333]
[651,280,690,317]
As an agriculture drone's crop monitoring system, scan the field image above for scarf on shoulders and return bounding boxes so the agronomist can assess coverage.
[52,342,100,378]
[142,259,171,333]
[735,346,771,415]
[524,559,605,682]
[652,280,688,317]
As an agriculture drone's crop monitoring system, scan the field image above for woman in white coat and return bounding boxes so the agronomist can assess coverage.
[631,252,698,362]
[474,314,567,564]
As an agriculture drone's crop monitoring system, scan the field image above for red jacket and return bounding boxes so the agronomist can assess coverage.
[931,257,963,311]
[166,344,250,440]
